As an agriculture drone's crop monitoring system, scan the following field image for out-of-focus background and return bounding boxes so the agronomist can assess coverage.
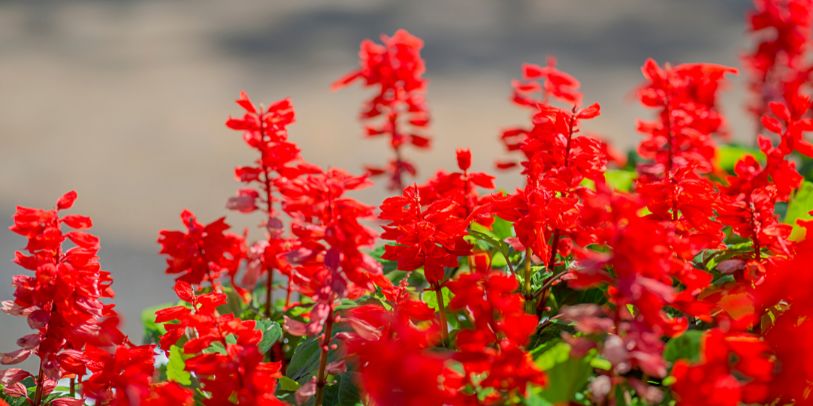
[1,0,753,345]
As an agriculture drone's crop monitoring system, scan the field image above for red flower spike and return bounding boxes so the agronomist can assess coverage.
[157,210,246,290]
[672,329,772,406]
[157,281,285,405]
[2,192,128,403]
[446,269,545,403]
[334,29,431,190]
[379,185,472,284]
[744,0,813,132]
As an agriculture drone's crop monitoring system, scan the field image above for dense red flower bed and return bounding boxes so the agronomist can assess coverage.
[3,1,813,405]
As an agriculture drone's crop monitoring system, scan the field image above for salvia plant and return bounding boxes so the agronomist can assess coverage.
[3,1,813,405]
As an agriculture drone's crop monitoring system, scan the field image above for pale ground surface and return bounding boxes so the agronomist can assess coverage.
[0,0,753,347]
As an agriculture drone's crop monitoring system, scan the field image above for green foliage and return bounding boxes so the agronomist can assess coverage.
[167,345,192,385]
[785,180,813,241]
[664,330,703,363]
[322,370,362,406]
[605,169,636,192]
[528,341,593,404]
[256,319,283,353]
[286,337,321,384]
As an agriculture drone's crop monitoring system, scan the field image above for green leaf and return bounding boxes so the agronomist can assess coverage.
[531,342,592,404]
[490,216,514,240]
[421,287,453,312]
[664,330,703,363]
[286,337,321,383]
[277,375,301,392]
[167,345,192,386]
[716,144,765,172]
[605,169,636,192]
[785,180,813,241]
[256,320,283,353]
[323,371,361,406]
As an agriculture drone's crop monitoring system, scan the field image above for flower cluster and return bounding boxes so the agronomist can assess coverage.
[333,29,431,190]
[2,192,192,405]
[156,281,284,405]
[744,0,813,127]
[4,2,813,405]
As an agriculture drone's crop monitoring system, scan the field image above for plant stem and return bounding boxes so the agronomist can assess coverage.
[264,270,274,318]
[433,282,449,344]
[524,248,533,312]
[69,377,75,397]
[32,359,45,406]
[314,306,335,406]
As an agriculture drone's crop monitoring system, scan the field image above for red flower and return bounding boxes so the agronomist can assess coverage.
[156,281,285,405]
[1,191,126,403]
[672,329,772,406]
[717,101,810,260]
[446,265,545,403]
[417,148,495,226]
[333,29,431,190]
[82,344,157,405]
[379,185,471,284]
[744,0,813,126]
[157,210,245,290]
[342,286,461,406]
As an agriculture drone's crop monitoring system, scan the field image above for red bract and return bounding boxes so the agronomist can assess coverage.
[333,29,430,190]
[279,167,386,304]
[1,191,126,404]
[156,281,285,405]
[568,194,713,384]
[495,64,607,284]
[342,286,460,406]
[753,219,813,403]
[446,266,545,403]
[82,344,175,405]
[635,60,735,250]
[744,0,813,127]
[225,92,318,309]
[157,210,245,291]
[278,166,389,404]
[379,185,471,284]
[418,148,495,224]
[637,60,736,174]
[718,100,810,261]
[672,329,772,406]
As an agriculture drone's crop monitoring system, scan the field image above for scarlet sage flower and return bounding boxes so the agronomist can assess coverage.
[333,29,431,190]
[157,210,246,292]
[379,185,472,285]
[718,99,810,261]
[156,281,285,405]
[744,0,813,129]
[417,148,495,225]
[446,264,545,403]
[277,167,389,404]
[82,344,164,405]
[672,329,773,406]
[494,66,607,307]
[342,285,461,406]
[635,60,737,256]
[225,92,318,309]
[757,219,813,403]
[1,191,125,405]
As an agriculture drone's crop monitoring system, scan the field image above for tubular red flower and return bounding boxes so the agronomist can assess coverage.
[334,29,431,190]
[157,210,246,291]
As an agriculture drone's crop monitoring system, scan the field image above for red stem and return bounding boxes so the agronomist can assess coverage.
[313,306,335,406]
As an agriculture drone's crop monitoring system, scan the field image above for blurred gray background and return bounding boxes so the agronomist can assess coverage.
[1,0,753,348]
